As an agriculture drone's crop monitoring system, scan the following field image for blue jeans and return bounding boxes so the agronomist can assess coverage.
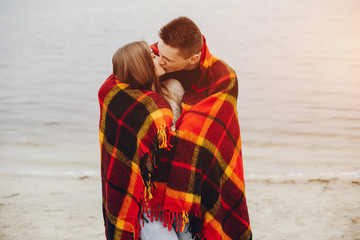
[140,212,193,240]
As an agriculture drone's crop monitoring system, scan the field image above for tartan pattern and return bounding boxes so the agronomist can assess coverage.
[150,37,252,239]
[98,74,173,240]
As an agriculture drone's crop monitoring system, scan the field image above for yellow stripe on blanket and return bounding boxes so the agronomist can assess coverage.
[203,212,232,240]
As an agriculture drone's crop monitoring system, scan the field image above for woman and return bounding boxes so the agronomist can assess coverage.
[98,41,189,240]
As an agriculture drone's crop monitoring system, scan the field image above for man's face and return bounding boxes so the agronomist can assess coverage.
[157,39,191,73]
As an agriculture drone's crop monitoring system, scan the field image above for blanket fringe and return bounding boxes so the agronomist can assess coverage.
[140,206,191,233]
[139,198,202,238]
[157,124,172,149]
[140,124,172,204]
[138,125,204,238]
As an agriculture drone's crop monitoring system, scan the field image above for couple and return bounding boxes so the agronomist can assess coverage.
[98,17,252,240]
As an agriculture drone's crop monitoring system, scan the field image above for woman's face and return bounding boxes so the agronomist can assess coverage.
[152,51,166,77]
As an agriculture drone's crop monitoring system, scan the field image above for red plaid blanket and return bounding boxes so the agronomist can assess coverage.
[98,74,173,239]
[150,37,252,240]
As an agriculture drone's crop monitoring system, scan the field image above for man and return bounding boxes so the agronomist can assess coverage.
[148,17,252,240]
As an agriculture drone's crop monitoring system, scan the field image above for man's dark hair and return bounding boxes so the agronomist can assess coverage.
[159,17,203,58]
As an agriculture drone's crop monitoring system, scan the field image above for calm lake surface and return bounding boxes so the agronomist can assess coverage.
[0,0,359,180]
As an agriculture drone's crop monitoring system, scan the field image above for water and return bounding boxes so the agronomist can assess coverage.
[0,0,359,180]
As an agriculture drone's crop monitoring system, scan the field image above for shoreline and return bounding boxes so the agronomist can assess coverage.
[1,174,359,240]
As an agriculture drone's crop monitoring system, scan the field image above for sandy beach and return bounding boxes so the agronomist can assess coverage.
[0,174,104,240]
[1,173,359,240]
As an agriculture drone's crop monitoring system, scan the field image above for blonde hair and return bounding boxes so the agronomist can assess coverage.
[112,41,163,95]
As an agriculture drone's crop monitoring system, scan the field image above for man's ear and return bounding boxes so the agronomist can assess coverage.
[189,53,200,64]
